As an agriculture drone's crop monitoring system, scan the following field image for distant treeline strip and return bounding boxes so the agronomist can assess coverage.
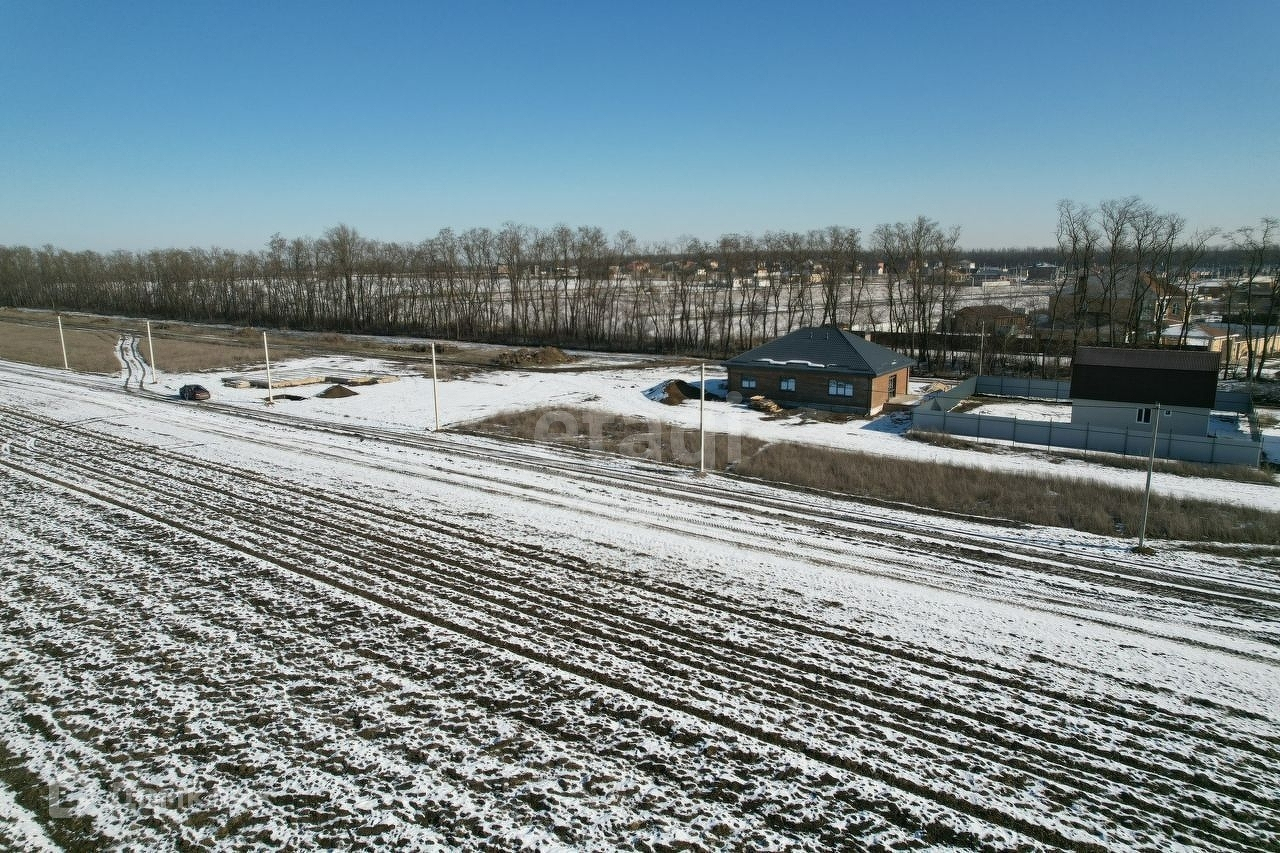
[0,210,1272,364]
[0,223,912,359]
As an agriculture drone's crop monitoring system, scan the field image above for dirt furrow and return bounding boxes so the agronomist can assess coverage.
[2,435,1269,845]
[5,404,1274,778]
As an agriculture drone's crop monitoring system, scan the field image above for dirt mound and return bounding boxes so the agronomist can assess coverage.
[643,379,723,405]
[655,379,703,405]
[317,384,358,399]
[496,347,572,368]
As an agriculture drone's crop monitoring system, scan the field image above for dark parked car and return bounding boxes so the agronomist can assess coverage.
[179,384,210,401]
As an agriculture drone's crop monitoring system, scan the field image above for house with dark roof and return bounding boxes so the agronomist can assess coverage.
[723,325,914,415]
[1069,347,1222,436]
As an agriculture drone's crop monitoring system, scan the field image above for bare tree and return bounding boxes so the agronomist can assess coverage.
[1165,226,1220,347]
[1096,196,1140,345]
[1054,198,1100,351]
[1228,217,1279,379]
[319,224,363,330]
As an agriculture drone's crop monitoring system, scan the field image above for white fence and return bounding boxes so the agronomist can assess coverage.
[914,376,1262,467]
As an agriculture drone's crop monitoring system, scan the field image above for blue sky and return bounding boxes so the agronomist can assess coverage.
[2,0,1276,252]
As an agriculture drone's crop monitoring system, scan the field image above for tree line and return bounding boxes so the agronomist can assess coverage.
[1054,200,1277,377]
[0,206,1275,371]
[0,222,903,358]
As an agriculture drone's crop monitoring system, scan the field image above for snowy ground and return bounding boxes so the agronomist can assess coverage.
[146,346,1280,512]
[2,355,1279,850]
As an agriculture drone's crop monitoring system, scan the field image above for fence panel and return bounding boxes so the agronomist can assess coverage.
[910,409,1261,466]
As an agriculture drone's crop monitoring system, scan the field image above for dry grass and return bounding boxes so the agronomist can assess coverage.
[0,322,123,373]
[467,406,1280,544]
[0,315,308,374]
[145,337,280,373]
[466,406,758,472]
[1186,542,1280,567]
[741,442,1280,544]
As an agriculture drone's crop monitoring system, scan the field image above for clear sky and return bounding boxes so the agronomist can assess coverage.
[2,0,1276,253]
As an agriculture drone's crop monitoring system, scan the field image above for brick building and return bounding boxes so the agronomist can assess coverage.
[723,325,914,415]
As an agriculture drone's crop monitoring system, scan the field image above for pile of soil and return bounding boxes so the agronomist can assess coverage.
[655,379,703,405]
[496,347,572,368]
[316,384,358,399]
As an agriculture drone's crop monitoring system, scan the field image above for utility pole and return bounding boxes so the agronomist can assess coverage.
[977,321,985,378]
[146,319,157,383]
[699,362,706,474]
[431,343,441,431]
[1137,403,1162,550]
[262,332,275,406]
[56,315,69,370]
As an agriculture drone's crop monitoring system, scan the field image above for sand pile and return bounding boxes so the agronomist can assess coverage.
[316,384,358,399]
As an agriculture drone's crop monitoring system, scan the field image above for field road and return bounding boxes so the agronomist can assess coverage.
[1,362,1277,850]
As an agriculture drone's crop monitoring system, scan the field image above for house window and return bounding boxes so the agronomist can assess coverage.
[828,380,854,397]
[779,378,796,392]
[741,376,757,390]
[1136,408,1152,424]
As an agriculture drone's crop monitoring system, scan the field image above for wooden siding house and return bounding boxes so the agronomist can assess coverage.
[1069,347,1221,436]
[723,326,914,415]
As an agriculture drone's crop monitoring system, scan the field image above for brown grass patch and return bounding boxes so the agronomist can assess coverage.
[738,441,1280,543]
[0,315,310,374]
[467,405,1280,544]
[466,406,757,472]
[0,321,122,373]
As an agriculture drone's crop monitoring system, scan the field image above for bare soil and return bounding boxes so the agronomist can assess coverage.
[0,311,306,374]
[0,321,123,374]
[0,309,592,377]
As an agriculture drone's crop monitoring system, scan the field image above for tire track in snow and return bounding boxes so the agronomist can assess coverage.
[2,416,1277,850]
[5,405,1279,762]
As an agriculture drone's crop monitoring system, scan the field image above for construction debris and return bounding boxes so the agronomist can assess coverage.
[748,395,783,414]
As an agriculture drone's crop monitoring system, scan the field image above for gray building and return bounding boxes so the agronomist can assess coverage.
[1069,347,1222,435]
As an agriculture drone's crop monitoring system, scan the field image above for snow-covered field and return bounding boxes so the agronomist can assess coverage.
[157,347,1278,511]
[2,355,1279,850]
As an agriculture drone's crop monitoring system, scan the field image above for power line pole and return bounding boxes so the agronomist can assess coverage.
[699,362,706,475]
[262,332,275,406]
[431,343,441,432]
[56,315,69,370]
[1137,403,1162,550]
[146,319,157,383]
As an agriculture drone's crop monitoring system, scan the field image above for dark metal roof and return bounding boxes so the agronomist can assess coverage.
[1070,347,1220,408]
[1073,346,1220,373]
[724,325,915,377]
